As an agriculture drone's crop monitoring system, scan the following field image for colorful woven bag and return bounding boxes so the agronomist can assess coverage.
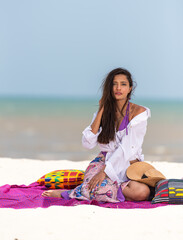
[37,169,85,189]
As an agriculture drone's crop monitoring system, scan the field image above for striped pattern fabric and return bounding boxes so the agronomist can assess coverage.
[37,169,85,189]
[169,179,183,203]
[152,179,183,204]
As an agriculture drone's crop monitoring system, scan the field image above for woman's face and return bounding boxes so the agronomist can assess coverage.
[112,74,132,101]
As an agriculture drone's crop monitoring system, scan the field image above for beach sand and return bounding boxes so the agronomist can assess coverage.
[0,157,183,240]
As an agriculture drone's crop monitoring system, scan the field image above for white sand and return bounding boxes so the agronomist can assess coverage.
[0,157,183,240]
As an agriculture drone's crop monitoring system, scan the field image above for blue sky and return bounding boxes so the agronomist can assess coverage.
[0,0,183,99]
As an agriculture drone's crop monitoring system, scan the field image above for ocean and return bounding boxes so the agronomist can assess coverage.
[0,96,183,162]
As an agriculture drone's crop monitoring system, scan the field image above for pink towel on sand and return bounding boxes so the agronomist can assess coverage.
[0,182,168,209]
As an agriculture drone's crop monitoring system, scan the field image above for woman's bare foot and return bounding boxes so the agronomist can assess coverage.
[42,189,66,198]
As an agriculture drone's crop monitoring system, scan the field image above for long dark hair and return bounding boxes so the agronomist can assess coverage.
[97,68,136,144]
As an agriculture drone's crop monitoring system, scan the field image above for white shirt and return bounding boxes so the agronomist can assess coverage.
[82,107,151,185]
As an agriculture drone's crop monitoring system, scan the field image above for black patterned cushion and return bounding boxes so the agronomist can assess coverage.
[152,179,183,204]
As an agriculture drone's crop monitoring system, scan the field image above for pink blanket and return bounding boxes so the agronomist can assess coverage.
[0,182,168,209]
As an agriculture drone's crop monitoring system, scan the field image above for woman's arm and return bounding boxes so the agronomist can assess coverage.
[82,101,104,149]
[90,105,104,134]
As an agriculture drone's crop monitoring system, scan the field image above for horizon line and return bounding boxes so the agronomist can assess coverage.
[0,94,183,102]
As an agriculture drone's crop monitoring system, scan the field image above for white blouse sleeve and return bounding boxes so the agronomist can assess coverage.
[104,110,150,184]
[82,111,101,149]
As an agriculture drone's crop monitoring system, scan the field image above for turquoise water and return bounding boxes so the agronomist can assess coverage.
[0,96,183,162]
[0,96,183,117]
[0,96,98,117]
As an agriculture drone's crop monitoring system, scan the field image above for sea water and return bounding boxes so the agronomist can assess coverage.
[0,96,183,162]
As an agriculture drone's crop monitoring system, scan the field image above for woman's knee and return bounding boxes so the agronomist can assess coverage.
[133,182,150,201]
[123,181,150,201]
[136,185,150,201]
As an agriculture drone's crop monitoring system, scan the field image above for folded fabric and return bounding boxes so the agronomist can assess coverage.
[0,182,168,209]
[152,179,183,204]
[37,169,85,189]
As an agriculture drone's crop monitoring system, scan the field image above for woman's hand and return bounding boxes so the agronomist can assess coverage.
[88,168,106,192]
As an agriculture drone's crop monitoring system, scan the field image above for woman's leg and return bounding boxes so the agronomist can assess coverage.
[41,156,103,198]
[122,180,150,201]
[42,153,106,200]
[42,189,66,198]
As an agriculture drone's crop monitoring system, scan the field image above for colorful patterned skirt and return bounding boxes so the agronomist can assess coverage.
[66,153,130,203]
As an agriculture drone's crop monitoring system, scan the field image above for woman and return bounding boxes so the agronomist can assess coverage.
[42,68,151,202]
